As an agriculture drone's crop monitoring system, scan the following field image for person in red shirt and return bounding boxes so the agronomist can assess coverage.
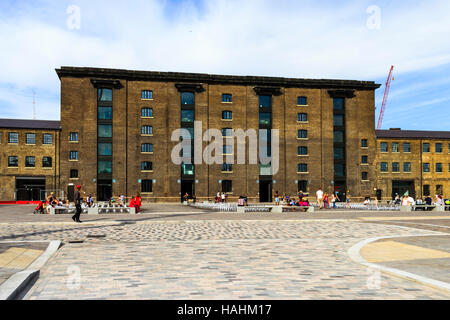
[129,196,135,211]
[135,193,142,213]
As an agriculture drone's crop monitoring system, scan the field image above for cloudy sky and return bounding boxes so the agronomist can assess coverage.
[0,0,449,130]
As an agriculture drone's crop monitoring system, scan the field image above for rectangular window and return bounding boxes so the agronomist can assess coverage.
[141,162,153,171]
[297,163,308,173]
[423,185,430,196]
[141,108,153,117]
[70,169,78,179]
[43,134,53,145]
[141,143,153,153]
[26,133,36,145]
[423,163,430,173]
[404,162,411,172]
[69,132,79,142]
[43,157,52,168]
[25,156,35,168]
[181,163,194,175]
[142,180,153,193]
[98,124,113,138]
[334,131,344,143]
[98,106,112,120]
[181,92,194,105]
[141,126,153,135]
[361,139,368,148]
[361,156,368,164]
[362,172,368,181]
[297,146,308,156]
[403,143,411,153]
[8,156,18,167]
[98,88,112,102]
[222,128,233,137]
[141,90,153,100]
[98,161,112,174]
[259,112,271,125]
[423,143,430,153]
[70,151,78,161]
[297,96,307,106]
[436,185,443,195]
[392,162,400,172]
[333,98,344,110]
[380,142,388,152]
[222,163,232,172]
[8,133,19,144]
[334,147,345,160]
[222,94,232,103]
[436,163,443,173]
[333,114,344,126]
[181,110,194,123]
[334,164,345,177]
[222,111,233,120]
[98,143,112,156]
[436,143,443,153]
[297,130,308,139]
[222,180,232,193]
[223,145,233,155]
[297,113,308,122]
[392,142,399,153]
[259,95,271,108]
[380,162,388,172]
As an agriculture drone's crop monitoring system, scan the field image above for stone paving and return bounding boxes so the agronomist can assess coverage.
[9,220,448,300]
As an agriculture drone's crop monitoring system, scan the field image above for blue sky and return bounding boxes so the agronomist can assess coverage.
[0,0,449,130]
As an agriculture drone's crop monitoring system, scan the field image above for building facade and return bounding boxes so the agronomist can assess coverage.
[56,66,380,203]
[0,119,61,201]
[375,129,450,201]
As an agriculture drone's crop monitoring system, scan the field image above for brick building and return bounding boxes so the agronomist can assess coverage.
[375,129,450,201]
[55,66,380,203]
[0,119,61,201]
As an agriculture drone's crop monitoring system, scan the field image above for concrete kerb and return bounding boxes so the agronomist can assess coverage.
[0,240,62,300]
[347,233,450,293]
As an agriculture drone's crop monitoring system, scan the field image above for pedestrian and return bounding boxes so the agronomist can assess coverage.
[316,188,324,209]
[221,192,226,203]
[324,192,330,209]
[331,193,336,209]
[129,196,136,211]
[72,185,83,223]
[135,193,142,213]
[346,191,351,208]
[275,190,280,206]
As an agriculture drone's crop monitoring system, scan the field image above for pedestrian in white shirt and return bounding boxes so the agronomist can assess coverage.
[316,188,324,209]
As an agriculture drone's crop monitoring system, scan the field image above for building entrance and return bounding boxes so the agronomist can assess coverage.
[15,177,46,201]
[181,180,194,202]
[97,180,112,201]
[392,180,415,199]
[259,181,272,203]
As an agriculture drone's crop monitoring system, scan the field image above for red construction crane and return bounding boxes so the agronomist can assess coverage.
[376,65,394,130]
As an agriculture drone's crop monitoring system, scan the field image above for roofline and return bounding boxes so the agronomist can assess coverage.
[376,129,450,140]
[56,66,381,90]
[0,119,61,130]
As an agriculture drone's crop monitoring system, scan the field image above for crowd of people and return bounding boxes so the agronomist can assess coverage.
[274,191,311,207]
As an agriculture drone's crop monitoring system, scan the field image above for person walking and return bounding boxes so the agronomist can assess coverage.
[324,192,330,209]
[221,192,226,203]
[316,188,324,209]
[135,193,142,213]
[72,185,83,223]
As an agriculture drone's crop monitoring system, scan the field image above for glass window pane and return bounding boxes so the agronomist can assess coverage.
[181,110,194,122]
[142,108,153,117]
[43,134,53,144]
[380,142,388,152]
[8,156,18,167]
[381,162,388,172]
[98,125,112,137]
[141,90,153,100]
[259,95,271,108]
[334,131,344,143]
[98,161,112,174]
[182,163,195,175]
[334,163,345,177]
[334,148,345,160]
[392,143,399,152]
[43,157,52,167]
[222,94,232,103]
[259,112,271,125]
[297,96,307,105]
[98,89,112,102]
[333,114,344,126]
[98,107,112,120]
[9,133,19,144]
[181,92,194,105]
[333,98,344,110]
[403,143,410,152]
[98,143,112,156]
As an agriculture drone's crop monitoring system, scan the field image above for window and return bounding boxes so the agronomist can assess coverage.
[142,108,153,117]
[392,162,400,172]
[222,180,232,193]
[334,131,344,143]
[69,132,79,142]
[25,133,36,145]
[222,111,232,120]
[98,143,112,156]
[423,185,430,196]
[436,143,443,153]
[25,156,35,168]
[380,142,388,152]
[8,156,18,167]
[423,163,430,173]
[361,156,368,164]
[98,106,112,120]
[362,172,368,181]
[70,151,78,161]
[223,145,233,155]
[222,164,232,172]
[70,169,78,179]
[141,90,153,100]
[43,134,53,145]
[222,128,233,137]
[297,113,308,122]
[42,157,52,168]
[334,148,345,160]
[436,163,443,173]
[141,126,153,135]
[333,98,344,110]
[259,112,271,125]
[297,96,307,106]
[298,146,308,156]
[297,130,308,139]
[380,162,388,172]
[181,110,194,123]
[141,162,153,171]
[142,180,153,193]
[259,95,271,108]
[259,163,272,175]
[392,142,399,153]
[297,163,308,173]
[98,161,112,174]
[334,114,344,126]
[141,143,153,153]
[222,94,232,103]
[181,92,194,105]
[8,133,19,144]
[404,162,411,172]
[423,143,430,153]
[436,185,443,195]
[334,164,345,177]
[98,124,113,138]
[98,88,112,102]
[181,163,194,175]
[400,143,410,153]
[361,139,368,148]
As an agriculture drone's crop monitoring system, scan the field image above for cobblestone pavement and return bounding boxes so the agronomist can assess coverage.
[7,220,447,300]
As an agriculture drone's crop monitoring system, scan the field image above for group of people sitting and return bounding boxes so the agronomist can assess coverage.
[34,192,70,214]
[274,192,311,207]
